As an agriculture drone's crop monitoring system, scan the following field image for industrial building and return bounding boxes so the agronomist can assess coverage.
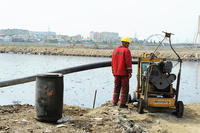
[90,31,119,42]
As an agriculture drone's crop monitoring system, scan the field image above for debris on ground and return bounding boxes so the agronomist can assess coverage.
[0,102,200,133]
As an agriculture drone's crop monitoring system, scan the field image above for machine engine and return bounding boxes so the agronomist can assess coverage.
[148,61,176,90]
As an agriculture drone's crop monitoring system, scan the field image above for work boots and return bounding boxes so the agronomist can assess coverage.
[112,103,128,108]
[112,103,117,106]
[119,104,128,108]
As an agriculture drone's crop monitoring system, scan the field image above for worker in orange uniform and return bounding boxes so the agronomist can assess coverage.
[111,37,132,108]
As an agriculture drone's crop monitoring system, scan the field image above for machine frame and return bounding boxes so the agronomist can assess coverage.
[133,32,184,118]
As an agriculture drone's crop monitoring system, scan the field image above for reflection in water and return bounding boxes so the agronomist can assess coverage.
[0,53,200,107]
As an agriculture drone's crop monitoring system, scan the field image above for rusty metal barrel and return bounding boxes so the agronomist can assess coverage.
[35,73,63,122]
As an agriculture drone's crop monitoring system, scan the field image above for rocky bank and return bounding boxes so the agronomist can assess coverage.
[0,45,199,61]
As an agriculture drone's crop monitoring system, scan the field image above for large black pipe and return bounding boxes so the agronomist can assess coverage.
[0,61,138,88]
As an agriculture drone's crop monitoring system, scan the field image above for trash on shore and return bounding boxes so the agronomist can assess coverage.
[0,102,200,133]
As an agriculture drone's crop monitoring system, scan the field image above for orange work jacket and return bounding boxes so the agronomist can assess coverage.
[111,45,132,76]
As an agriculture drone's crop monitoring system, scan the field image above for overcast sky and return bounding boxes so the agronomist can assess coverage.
[0,0,200,42]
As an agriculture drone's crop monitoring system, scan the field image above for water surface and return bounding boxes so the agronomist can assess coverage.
[0,53,199,107]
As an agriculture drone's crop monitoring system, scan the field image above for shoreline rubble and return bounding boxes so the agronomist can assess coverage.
[0,45,199,61]
[0,102,200,133]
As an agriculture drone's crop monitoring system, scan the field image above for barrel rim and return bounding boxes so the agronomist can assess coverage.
[36,73,63,78]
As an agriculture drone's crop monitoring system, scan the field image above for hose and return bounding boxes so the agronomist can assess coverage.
[0,61,138,88]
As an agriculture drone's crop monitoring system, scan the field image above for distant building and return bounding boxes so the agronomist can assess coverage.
[62,35,71,41]
[0,29,57,43]
[90,31,101,42]
[71,34,82,41]
[31,31,56,36]
[0,34,12,42]
[3,36,12,42]
[90,31,119,42]
[12,35,27,42]
[0,29,29,36]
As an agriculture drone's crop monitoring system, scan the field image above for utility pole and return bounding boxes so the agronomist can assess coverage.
[194,16,200,49]
[194,16,200,90]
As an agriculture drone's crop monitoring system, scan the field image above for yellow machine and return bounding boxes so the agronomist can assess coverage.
[133,32,184,118]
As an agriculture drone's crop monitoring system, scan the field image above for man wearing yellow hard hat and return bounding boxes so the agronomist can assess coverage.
[111,37,132,108]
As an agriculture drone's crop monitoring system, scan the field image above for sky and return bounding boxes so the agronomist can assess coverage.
[0,0,200,43]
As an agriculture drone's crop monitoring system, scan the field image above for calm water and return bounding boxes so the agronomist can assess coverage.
[0,53,199,108]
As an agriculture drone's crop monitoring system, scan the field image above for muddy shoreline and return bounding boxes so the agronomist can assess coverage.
[0,45,199,61]
[0,102,199,133]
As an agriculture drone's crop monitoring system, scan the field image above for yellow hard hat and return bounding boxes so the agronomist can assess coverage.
[121,37,131,44]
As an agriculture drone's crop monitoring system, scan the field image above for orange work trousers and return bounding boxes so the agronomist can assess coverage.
[112,75,129,105]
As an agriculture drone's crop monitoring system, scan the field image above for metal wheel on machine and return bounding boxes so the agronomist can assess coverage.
[138,98,144,114]
[176,101,184,118]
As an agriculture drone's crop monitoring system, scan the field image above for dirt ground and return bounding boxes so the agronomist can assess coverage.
[0,102,200,133]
